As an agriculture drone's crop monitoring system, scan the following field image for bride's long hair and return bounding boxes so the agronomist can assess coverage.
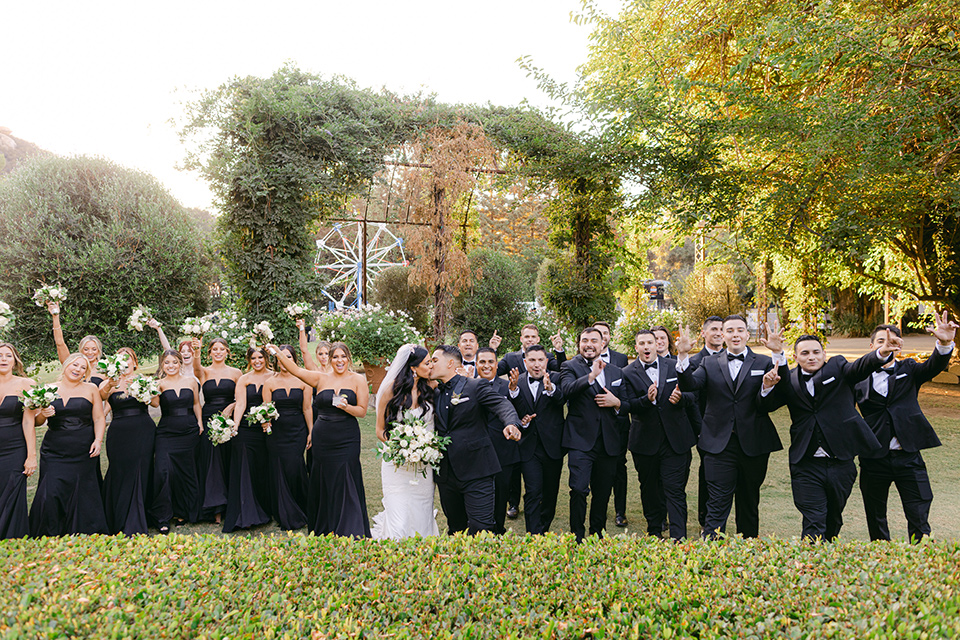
[383,345,434,432]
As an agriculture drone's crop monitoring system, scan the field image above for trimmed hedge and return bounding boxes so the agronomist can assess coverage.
[2,534,958,638]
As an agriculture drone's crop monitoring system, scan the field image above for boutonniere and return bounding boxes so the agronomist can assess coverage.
[450,393,470,406]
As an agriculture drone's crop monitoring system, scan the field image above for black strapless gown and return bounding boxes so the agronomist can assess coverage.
[29,397,108,536]
[222,383,270,533]
[267,388,308,530]
[150,389,201,526]
[102,392,155,535]
[0,396,28,539]
[308,389,370,538]
[200,378,235,517]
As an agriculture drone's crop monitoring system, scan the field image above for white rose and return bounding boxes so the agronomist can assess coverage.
[408,452,422,463]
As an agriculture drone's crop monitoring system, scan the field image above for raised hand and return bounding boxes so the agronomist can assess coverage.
[588,358,605,383]
[489,330,502,351]
[759,322,785,353]
[543,371,554,393]
[676,325,694,357]
[508,367,520,392]
[146,318,161,330]
[594,387,621,409]
[191,337,202,352]
[762,367,781,391]
[668,387,682,405]
[928,310,959,345]
[296,318,306,332]
[45,300,60,316]
[550,332,564,352]
[646,383,658,403]
[520,413,536,427]
[877,329,903,358]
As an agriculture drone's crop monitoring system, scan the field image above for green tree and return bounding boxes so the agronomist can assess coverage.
[451,248,528,349]
[0,155,211,363]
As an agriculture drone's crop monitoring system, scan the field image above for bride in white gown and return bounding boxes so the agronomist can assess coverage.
[370,344,440,540]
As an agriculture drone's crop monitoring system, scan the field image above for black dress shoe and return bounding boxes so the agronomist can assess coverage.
[506,505,519,519]
[615,514,628,527]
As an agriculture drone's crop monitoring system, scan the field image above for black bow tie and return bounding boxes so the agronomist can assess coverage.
[881,368,896,375]
[529,377,543,383]
[462,361,475,367]
[642,362,658,371]
[800,371,815,381]
[727,353,745,362]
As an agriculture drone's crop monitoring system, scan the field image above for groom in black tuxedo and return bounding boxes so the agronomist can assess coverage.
[431,345,520,535]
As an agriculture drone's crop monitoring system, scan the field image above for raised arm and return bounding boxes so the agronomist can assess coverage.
[48,302,70,363]
[148,319,172,352]
[914,310,959,384]
[191,338,206,382]
[268,344,324,388]
[297,319,318,371]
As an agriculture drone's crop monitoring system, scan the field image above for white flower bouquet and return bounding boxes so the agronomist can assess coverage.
[284,302,313,321]
[0,301,13,335]
[246,402,279,435]
[125,374,160,404]
[250,320,274,348]
[97,353,130,380]
[33,284,67,309]
[181,315,212,339]
[127,305,158,332]
[207,414,235,445]
[376,409,451,477]
[22,383,60,410]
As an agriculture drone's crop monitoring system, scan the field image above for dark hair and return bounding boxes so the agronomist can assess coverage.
[476,347,497,359]
[384,346,433,433]
[458,329,478,341]
[579,327,602,341]
[434,344,462,364]
[593,321,611,331]
[159,349,183,379]
[703,316,723,328]
[793,334,823,348]
[524,344,547,356]
[0,342,26,377]
[634,329,655,341]
[207,337,231,357]
[870,324,902,341]
[651,325,676,356]
[278,344,298,366]
[245,346,273,372]
[723,314,747,326]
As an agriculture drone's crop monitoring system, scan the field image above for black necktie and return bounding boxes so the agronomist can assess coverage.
[727,353,745,362]
[643,362,658,371]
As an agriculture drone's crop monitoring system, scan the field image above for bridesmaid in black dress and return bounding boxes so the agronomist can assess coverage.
[271,341,370,538]
[190,337,240,524]
[99,348,155,536]
[0,343,38,539]
[223,347,273,533]
[149,349,202,534]
[29,353,108,536]
[45,301,105,388]
[261,345,311,530]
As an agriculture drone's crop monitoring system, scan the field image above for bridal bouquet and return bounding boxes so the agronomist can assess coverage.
[284,302,313,321]
[181,316,212,339]
[207,414,235,445]
[97,353,130,380]
[0,301,13,336]
[127,305,158,332]
[22,383,59,410]
[247,402,278,435]
[251,321,274,348]
[376,409,451,477]
[125,374,160,404]
[33,283,67,309]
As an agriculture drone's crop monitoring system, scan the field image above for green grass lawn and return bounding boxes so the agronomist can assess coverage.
[24,387,960,542]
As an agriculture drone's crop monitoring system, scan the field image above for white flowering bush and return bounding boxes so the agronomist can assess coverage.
[0,300,14,337]
[203,310,254,369]
[375,409,451,477]
[613,307,688,354]
[525,307,577,354]
[315,304,422,366]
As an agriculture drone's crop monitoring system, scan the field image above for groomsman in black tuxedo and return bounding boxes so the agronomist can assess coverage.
[474,347,520,534]
[507,345,567,534]
[592,321,631,528]
[623,330,698,540]
[492,324,566,376]
[457,330,481,378]
[856,312,957,542]
[760,331,900,541]
[431,345,521,535]
[689,316,725,533]
[560,327,627,541]
[676,315,784,539]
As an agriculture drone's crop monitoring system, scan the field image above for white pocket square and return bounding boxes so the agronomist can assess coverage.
[611,379,622,387]
[666,377,677,383]
[750,370,764,376]
[896,373,908,380]
[822,376,836,385]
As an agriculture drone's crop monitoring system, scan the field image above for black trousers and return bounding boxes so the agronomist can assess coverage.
[613,452,628,516]
[507,465,522,509]
[435,460,496,535]
[702,434,769,539]
[860,451,933,542]
[519,445,564,534]
[492,462,516,534]
[567,448,617,541]
[790,456,857,541]
[632,444,692,540]
[697,449,711,529]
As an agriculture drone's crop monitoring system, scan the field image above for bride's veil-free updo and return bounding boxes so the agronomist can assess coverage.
[379,345,433,432]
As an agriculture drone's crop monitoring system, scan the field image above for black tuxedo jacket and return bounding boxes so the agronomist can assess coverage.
[678,348,783,456]
[481,377,520,466]
[434,375,519,482]
[761,351,885,464]
[509,372,566,461]
[622,357,697,455]
[855,348,952,457]
[495,349,564,377]
[600,349,629,369]
[558,355,626,456]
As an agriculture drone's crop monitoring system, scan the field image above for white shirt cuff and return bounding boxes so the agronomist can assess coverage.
[760,385,774,397]
[771,351,787,367]
[935,342,955,355]
[676,356,690,373]
[508,387,519,399]
[542,387,555,396]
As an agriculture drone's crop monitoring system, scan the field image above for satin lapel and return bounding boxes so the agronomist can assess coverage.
[657,356,671,402]
[790,367,813,410]
[886,362,897,400]
[519,375,536,413]
[447,376,469,424]
[717,355,735,394]
[734,349,754,394]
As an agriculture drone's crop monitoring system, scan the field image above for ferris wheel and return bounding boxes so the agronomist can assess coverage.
[314,222,408,308]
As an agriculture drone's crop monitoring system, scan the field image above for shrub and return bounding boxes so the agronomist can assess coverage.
[536,252,617,330]
[0,155,212,364]
[315,304,422,366]
[1,535,959,639]
[525,306,577,355]
[676,262,747,329]
[613,306,688,354]
[450,248,528,349]
[370,265,432,334]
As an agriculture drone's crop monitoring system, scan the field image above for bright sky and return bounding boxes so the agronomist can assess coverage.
[6,0,622,212]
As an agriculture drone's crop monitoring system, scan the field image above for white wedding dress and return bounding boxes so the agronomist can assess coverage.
[370,404,440,540]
